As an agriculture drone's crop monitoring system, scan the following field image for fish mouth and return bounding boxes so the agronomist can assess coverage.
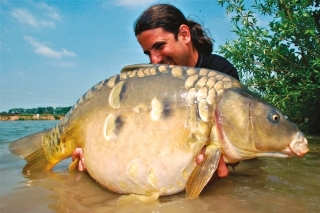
[283,133,309,157]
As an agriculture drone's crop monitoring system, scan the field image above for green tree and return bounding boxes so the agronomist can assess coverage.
[54,106,71,115]
[0,111,8,115]
[8,108,25,114]
[217,0,320,133]
[26,108,37,114]
[45,106,54,114]
[36,107,45,114]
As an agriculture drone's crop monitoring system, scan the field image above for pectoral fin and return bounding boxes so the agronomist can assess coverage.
[186,145,221,199]
[117,192,160,206]
[68,158,79,171]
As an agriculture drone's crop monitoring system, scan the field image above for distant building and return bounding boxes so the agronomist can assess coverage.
[32,114,40,120]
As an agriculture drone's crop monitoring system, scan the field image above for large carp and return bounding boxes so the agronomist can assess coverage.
[9,64,309,201]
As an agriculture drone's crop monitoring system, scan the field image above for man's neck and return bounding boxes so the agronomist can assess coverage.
[189,48,199,67]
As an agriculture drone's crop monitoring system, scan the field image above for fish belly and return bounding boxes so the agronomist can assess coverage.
[60,65,225,195]
[82,107,197,195]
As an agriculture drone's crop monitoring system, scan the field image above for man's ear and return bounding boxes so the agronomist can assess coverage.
[179,24,191,44]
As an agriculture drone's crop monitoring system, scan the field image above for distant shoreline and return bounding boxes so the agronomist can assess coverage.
[0,114,64,121]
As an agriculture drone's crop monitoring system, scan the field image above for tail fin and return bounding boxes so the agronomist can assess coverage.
[9,130,53,173]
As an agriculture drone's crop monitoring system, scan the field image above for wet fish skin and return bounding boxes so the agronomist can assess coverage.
[9,64,309,199]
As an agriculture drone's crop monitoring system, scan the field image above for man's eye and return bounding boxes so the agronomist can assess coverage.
[154,42,165,50]
[144,51,150,57]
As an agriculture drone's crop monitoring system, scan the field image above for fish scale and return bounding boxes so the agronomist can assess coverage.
[9,64,309,202]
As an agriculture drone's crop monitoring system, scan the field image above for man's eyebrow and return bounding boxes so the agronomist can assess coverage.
[152,41,166,49]
[143,41,166,55]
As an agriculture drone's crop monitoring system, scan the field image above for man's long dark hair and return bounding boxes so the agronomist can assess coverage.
[134,3,214,54]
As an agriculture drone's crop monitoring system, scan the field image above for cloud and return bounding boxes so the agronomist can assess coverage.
[36,2,61,22]
[11,2,61,28]
[11,9,40,27]
[23,36,76,59]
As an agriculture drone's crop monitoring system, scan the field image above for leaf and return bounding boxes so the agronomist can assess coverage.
[217,0,319,131]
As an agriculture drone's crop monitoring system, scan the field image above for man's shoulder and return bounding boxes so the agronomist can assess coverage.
[200,53,239,80]
[202,54,231,65]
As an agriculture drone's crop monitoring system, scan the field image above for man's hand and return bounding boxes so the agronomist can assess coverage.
[72,148,86,172]
[196,147,229,178]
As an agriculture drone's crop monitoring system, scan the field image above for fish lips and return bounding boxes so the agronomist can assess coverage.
[282,133,309,157]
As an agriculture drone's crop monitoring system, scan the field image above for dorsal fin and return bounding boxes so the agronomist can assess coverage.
[120,64,154,73]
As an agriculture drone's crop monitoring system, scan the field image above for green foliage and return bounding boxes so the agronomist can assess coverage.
[54,115,61,120]
[6,106,71,115]
[54,106,72,115]
[217,0,320,133]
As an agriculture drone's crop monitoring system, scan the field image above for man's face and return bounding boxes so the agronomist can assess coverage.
[136,27,194,66]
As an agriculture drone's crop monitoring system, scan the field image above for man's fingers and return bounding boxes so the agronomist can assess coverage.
[217,157,229,178]
[71,148,87,172]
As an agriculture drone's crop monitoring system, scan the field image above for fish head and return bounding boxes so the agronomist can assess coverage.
[215,88,309,162]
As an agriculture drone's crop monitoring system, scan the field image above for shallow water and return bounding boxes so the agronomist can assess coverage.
[0,121,319,213]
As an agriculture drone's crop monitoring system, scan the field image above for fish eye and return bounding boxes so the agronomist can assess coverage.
[268,111,281,123]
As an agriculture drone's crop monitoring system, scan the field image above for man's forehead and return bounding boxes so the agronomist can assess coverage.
[137,28,173,49]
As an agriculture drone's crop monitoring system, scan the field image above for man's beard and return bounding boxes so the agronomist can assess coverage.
[160,58,174,65]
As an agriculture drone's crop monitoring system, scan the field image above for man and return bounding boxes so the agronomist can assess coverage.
[134,4,239,80]
[73,4,239,179]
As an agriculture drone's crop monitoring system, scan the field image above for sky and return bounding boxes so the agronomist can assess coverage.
[0,0,240,112]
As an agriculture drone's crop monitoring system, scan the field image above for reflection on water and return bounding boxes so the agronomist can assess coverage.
[0,121,319,213]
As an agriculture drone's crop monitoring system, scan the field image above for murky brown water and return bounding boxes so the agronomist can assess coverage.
[1,124,319,213]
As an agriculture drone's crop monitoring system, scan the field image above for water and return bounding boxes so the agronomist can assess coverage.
[0,120,319,213]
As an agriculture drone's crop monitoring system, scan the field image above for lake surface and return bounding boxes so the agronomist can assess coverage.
[0,120,319,213]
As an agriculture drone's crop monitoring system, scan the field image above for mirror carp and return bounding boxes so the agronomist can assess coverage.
[9,64,309,202]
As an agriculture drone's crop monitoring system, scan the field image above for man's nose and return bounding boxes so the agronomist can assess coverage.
[150,52,163,64]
